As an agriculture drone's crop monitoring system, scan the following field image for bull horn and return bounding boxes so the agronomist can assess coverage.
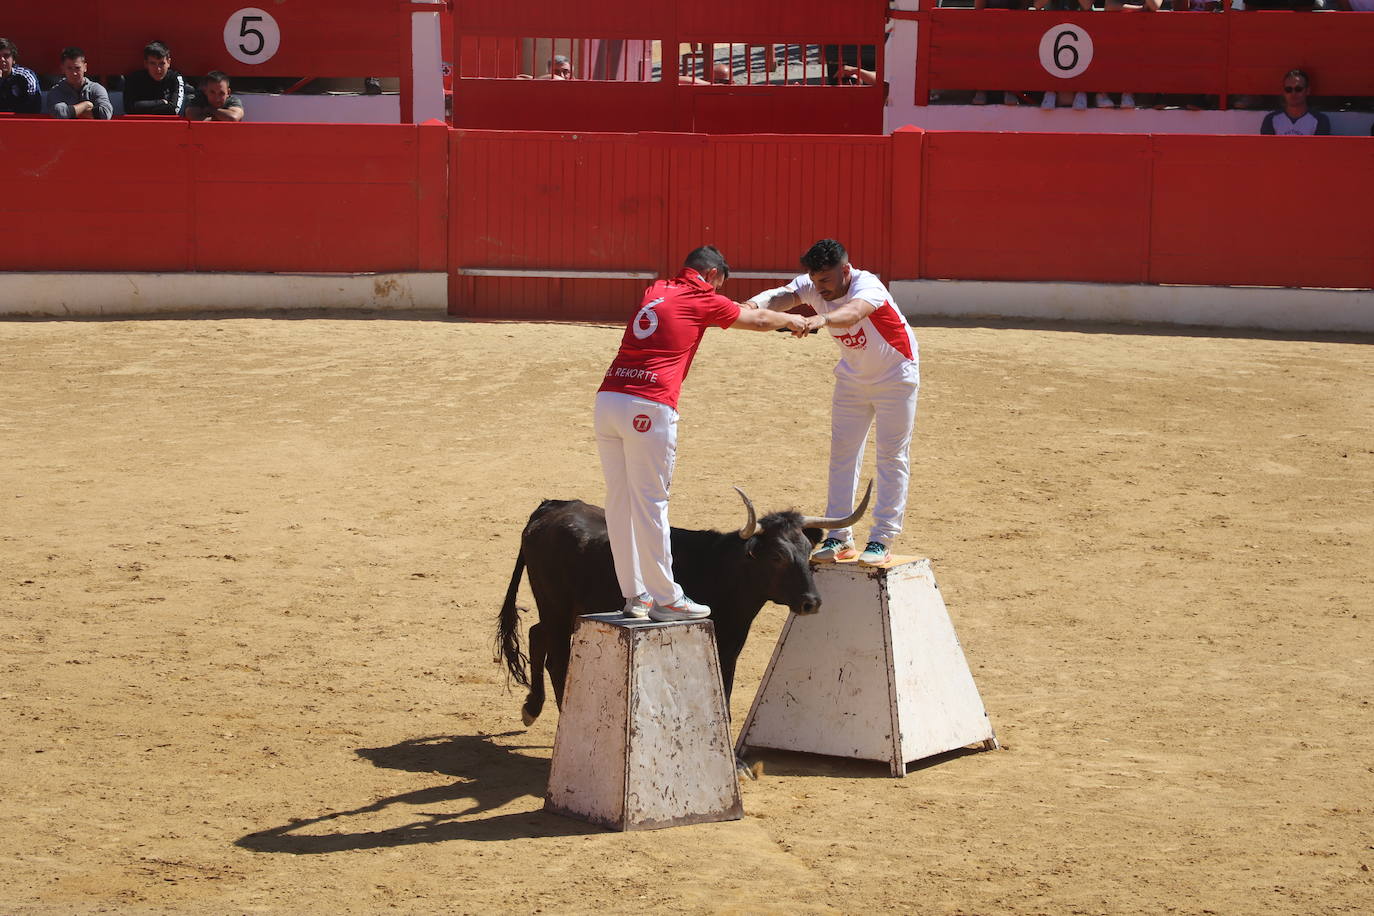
[799,479,873,531]
[734,486,758,539]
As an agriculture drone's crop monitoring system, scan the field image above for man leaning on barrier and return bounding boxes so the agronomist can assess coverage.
[47,47,112,120]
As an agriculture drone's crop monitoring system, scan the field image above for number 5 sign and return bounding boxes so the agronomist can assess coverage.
[1038,24,1093,79]
[224,8,282,66]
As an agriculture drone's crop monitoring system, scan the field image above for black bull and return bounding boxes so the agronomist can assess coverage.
[496,484,871,727]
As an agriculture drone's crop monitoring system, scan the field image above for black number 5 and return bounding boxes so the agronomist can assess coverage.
[1053,30,1079,72]
[239,15,265,56]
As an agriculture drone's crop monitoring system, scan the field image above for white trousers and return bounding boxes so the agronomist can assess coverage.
[826,370,919,547]
[594,391,682,606]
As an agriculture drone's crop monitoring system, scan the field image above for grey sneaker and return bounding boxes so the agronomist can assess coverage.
[857,541,890,566]
[811,537,857,563]
[648,595,710,622]
[622,593,651,619]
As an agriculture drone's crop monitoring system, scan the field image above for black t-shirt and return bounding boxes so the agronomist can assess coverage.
[123,68,189,116]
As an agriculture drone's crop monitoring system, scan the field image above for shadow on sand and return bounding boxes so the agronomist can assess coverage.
[236,732,601,854]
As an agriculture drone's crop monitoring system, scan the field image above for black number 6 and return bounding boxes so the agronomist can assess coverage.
[239,15,265,56]
[1053,30,1079,72]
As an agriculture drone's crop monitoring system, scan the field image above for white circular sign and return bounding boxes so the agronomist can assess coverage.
[224,8,281,66]
[1038,24,1093,80]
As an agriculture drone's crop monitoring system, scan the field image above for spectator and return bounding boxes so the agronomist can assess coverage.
[0,37,41,115]
[539,55,572,80]
[972,0,1029,107]
[186,71,245,122]
[1260,69,1331,135]
[123,41,188,116]
[1099,0,1158,109]
[46,47,113,120]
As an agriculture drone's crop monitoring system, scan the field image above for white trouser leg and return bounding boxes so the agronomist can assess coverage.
[868,375,919,545]
[825,377,875,544]
[594,391,680,605]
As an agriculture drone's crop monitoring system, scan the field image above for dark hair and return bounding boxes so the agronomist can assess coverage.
[683,245,729,279]
[60,47,85,63]
[203,70,230,87]
[1284,69,1310,91]
[143,41,171,60]
[0,38,19,58]
[800,239,848,273]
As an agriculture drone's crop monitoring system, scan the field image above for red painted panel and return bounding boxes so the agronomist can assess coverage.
[1150,135,1374,289]
[0,119,192,271]
[677,0,887,43]
[888,127,925,281]
[6,1,403,78]
[1226,14,1374,97]
[449,130,669,280]
[923,132,1151,283]
[452,81,680,132]
[451,0,673,39]
[926,10,1227,95]
[666,134,893,278]
[689,86,883,135]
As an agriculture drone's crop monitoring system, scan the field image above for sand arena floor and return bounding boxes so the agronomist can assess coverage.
[1,313,1371,915]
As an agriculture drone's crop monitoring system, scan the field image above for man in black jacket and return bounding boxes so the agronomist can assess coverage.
[122,41,188,116]
[0,37,42,115]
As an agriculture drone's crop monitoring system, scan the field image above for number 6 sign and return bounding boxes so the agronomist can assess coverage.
[1038,24,1093,79]
[224,8,281,66]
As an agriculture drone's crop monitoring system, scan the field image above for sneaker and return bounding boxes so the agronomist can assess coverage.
[1040,91,1057,110]
[622,593,651,619]
[1002,91,1023,106]
[649,595,710,622]
[1095,92,1114,109]
[811,537,857,563]
[971,90,987,106]
[1072,91,1088,110]
[857,541,890,567]
[1121,92,1136,109]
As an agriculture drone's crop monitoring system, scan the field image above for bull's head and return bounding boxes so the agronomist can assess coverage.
[731,481,873,616]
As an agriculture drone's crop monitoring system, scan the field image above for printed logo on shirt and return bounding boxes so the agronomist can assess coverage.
[632,297,664,340]
[632,414,653,432]
[837,327,868,350]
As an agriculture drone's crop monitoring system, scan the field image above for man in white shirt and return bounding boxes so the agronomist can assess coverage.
[747,239,920,566]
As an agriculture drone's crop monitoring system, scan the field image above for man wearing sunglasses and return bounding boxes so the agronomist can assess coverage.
[1260,70,1330,136]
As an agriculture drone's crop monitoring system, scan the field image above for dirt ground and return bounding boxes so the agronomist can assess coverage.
[1,312,1371,915]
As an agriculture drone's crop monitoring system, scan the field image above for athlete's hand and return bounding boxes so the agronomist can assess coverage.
[785,313,810,337]
[802,314,827,334]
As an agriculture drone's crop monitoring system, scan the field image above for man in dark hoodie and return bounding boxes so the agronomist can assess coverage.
[122,41,188,116]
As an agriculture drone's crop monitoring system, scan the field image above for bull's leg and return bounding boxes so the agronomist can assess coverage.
[521,622,547,727]
[546,634,572,710]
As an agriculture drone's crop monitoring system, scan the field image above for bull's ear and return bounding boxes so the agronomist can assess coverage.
[803,527,823,546]
[744,537,757,559]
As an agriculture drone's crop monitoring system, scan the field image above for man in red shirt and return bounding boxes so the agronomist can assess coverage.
[596,246,808,622]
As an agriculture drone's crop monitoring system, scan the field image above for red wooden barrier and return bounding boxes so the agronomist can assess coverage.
[0,121,447,274]
[921,131,1153,284]
[3,1,405,77]
[918,10,1374,102]
[1150,135,1374,289]
[447,129,894,319]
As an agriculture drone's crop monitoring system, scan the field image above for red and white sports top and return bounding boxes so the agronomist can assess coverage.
[785,267,919,384]
[599,269,741,410]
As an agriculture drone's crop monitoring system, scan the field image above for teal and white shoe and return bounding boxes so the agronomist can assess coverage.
[856,541,890,566]
[811,537,857,563]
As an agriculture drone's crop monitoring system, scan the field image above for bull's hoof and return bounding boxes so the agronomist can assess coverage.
[521,707,538,727]
[735,755,762,780]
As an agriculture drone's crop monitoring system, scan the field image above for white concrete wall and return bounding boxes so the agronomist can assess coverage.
[0,273,446,318]
[893,279,1374,333]
[886,103,1374,137]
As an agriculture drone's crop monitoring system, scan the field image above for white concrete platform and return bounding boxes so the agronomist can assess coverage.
[737,558,996,777]
[545,613,743,831]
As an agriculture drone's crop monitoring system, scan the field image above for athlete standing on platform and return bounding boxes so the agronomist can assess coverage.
[746,239,919,566]
[596,246,808,622]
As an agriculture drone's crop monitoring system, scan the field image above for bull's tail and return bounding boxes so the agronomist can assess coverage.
[495,548,531,688]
